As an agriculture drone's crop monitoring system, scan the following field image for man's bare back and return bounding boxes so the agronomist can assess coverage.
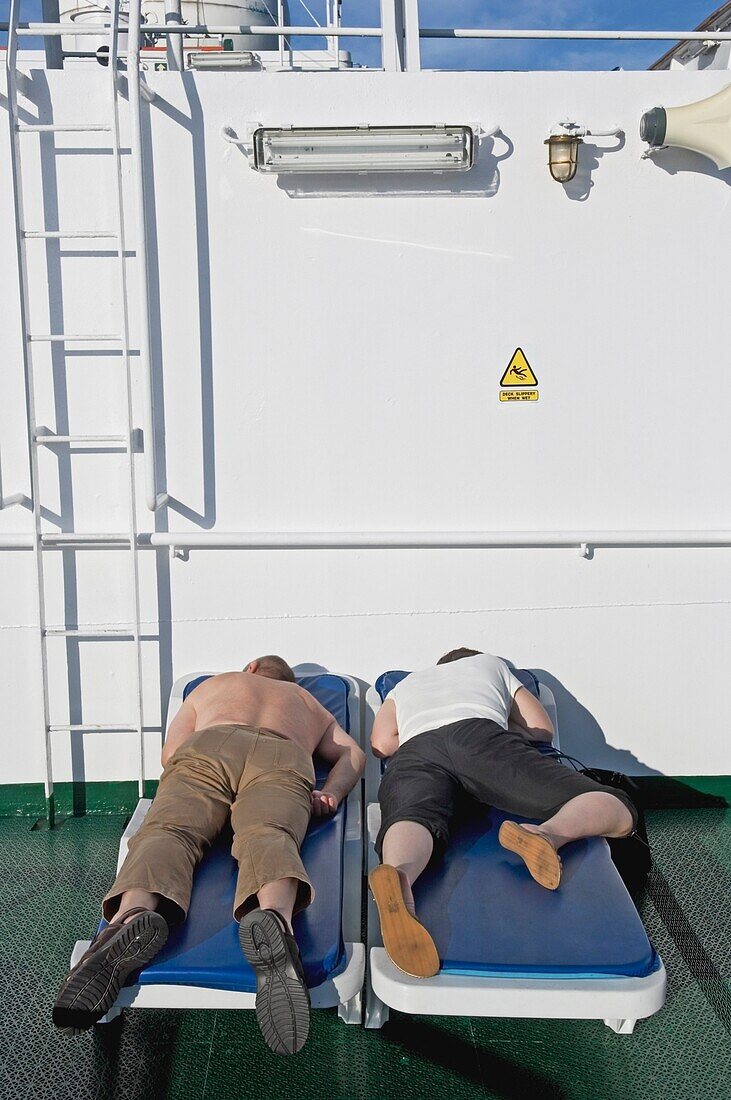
[189,671,332,753]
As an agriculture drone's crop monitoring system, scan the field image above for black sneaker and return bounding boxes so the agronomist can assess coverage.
[238,908,310,1055]
[52,907,168,1032]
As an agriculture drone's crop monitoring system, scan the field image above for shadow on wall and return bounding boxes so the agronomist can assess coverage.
[143,73,217,529]
[531,667,662,777]
[643,146,731,185]
[562,132,625,202]
[257,130,514,199]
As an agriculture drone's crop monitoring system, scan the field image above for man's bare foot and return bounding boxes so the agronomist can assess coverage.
[369,864,440,978]
[498,821,562,890]
[395,868,417,918]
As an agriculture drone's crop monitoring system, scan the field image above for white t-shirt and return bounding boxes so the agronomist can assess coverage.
[388,654,524,747]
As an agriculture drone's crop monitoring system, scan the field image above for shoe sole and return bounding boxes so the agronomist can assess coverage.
[238,911,310,1055]
[53,912,168,1031]
[498,821,562,890]
[369,865,440,979]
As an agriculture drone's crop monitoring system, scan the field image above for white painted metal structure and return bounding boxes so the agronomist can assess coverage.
[363,683,667,1034]
[1,5,730,793]
[69,670,365,1022]
[4,0,151,821]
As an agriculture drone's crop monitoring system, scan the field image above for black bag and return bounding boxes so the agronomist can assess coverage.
[580,767,651,900]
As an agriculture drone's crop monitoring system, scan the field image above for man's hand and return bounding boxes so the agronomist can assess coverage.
[311,790,338,816]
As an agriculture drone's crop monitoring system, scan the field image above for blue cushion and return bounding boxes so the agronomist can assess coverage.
[376,665,540,703]
[414,806,657,978]
[129,673,352,992]
[374,668,657,980]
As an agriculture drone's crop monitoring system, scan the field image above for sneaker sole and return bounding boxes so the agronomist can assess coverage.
[498,821,562,890]
[238,911,310,1056]
[369,864,440,979]
[52,912,168,1031]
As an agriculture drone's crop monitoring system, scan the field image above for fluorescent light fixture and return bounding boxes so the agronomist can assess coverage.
[251,126,475,173]
[187,51,257,70]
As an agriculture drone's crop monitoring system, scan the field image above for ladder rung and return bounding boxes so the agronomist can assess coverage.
[49,724,138,733]
[22,230,118,240]
[27,334,123,343]
[44,627,135,637]
[16,123,112,133]
[41,533,132,545]
[34,433,127,445]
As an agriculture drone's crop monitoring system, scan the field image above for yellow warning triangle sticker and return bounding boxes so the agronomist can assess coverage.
[500,348,538,387]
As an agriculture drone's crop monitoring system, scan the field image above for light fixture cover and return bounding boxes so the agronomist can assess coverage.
[251,126,475,173]
[187,51,257,70]
[545,134,582,183]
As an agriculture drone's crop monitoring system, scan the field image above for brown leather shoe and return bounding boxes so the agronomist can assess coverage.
[52,907,168,1032]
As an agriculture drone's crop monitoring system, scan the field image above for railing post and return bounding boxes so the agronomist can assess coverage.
[40,0,63,68]
[165,0,184,71]
[402,0,421,71]
[380,0,404,71]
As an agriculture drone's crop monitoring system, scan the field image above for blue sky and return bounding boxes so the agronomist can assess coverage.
[2,0,721,69]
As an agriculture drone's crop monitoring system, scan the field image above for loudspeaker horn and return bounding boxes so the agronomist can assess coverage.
[640,83,731,170]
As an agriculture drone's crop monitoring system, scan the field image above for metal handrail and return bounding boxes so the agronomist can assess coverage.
[1,531,730,551]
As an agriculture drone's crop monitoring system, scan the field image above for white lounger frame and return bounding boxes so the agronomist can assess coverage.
[71,669,365,1024]
[364,682,667,1035]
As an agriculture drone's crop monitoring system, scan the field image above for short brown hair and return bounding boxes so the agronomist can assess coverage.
[249,655,296,682]
[437,647,482,665]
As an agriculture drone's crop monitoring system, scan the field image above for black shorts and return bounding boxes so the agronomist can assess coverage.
[375,718,638,857]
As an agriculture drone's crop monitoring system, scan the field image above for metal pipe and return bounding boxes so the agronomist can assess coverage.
[419,28,731,42]
[164,0,184,71]
[12,23,385,36]
[127,0,168,512]
[10,24,731,40]
[147,531,731,550]
[2,531,731,551]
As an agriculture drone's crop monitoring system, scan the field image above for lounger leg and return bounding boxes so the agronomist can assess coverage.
[338,990,362,1025]
[604,1018,636,1035]
[364,985,389,1029]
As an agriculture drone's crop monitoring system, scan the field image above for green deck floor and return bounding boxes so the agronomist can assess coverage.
[2,805,730,1100]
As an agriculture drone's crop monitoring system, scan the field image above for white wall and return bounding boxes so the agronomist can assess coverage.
[1,68,729,784]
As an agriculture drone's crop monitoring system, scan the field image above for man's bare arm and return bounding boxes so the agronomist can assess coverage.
[370,698,400,758]
[161,697,197,767]
[508,687,554,743]
[312,720,366,815]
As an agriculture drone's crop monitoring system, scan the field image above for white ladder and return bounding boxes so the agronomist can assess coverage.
[6,0,149,824]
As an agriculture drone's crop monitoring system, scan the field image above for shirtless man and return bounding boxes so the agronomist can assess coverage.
[369,648,637,978]
[53,656,365,1055]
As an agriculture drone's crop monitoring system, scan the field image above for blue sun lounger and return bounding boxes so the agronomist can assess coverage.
[71,670,365,1024]
[365,670,666,1034]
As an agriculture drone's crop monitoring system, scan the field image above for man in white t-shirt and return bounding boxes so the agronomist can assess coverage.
[369,648,637,978]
